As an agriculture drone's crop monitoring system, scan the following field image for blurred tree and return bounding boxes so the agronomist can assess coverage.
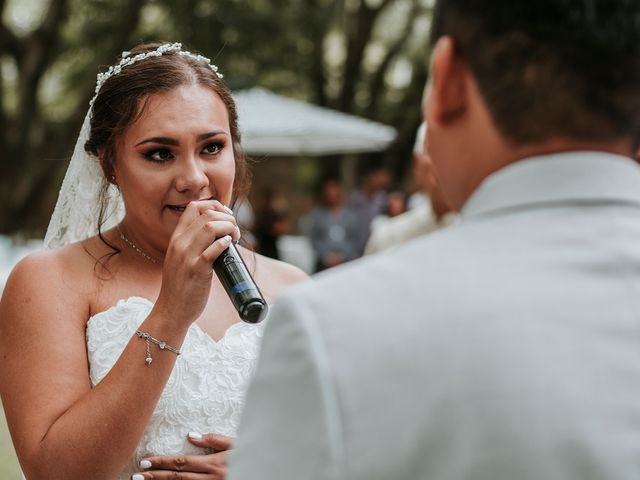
[0,0,147,234]
[0,0,434,236]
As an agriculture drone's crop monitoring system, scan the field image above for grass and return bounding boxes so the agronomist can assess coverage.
[0,401,22,479]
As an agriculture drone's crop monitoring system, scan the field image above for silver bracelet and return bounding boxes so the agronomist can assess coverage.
[136,330,181,365]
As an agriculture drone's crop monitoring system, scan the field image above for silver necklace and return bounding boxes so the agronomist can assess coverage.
[117,226,160,264]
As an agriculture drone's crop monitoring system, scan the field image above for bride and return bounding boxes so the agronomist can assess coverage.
[0,42,307,479]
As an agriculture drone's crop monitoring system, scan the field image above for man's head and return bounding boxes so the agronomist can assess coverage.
[361,165,393,196]
[423,0,640,209]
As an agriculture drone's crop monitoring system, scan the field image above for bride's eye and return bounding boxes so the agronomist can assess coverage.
[203,141,224,156]
[143,148,174,163]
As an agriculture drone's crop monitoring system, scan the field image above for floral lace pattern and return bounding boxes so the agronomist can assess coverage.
[86,296,265,479]
[43,110,125,249]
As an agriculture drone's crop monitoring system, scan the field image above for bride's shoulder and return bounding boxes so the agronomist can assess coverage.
[0,241,99,352]
[240,247,309,301]
[12,239,95,275]
[3,239,101,307]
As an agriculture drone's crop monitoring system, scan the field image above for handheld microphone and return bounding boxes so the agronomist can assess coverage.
[213,242,268,323]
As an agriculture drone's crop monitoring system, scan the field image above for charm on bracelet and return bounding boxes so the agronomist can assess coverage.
[135,330,181,365]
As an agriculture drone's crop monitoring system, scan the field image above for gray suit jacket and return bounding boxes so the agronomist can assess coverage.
[230,152,640,480]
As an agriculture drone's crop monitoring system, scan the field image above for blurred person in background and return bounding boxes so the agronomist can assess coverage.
[0,42,307,480]
[368,188,408,231]
[384,189,409,218]
[306,176,359,272]
[229,0,640,478]
[365,122,457,255]
[253,187,289,260]
[344,164,393,256]
[233,197,256,247]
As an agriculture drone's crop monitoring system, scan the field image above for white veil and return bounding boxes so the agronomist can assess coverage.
[43,108,125,248]
[43,43,223,249]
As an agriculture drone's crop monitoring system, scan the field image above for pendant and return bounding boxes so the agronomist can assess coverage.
[145,356,153,365]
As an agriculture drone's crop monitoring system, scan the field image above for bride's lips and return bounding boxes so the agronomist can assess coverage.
[165,198,216,214]
[166,204,187,213]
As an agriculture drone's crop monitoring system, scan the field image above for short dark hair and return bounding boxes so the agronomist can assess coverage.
[429,0,640,149]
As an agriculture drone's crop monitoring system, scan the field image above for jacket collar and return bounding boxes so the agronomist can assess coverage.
[461,151,640,218]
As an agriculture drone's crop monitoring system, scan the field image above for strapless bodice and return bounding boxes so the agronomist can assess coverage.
[85,296,265,479]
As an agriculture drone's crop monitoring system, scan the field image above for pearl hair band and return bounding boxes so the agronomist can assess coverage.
[91,42,223,104]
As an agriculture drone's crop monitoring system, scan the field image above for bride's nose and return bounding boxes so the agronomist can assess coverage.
[175,155,209,192]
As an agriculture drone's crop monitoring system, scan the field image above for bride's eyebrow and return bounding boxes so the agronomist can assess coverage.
[197,130,227,141]
[136,137,178,147]
[135,130,227,147]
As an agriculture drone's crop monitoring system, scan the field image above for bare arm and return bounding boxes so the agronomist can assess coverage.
[0,253,188,479]
[0,201,238,479]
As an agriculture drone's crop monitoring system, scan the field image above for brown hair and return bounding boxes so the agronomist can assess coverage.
[85,42,251,234]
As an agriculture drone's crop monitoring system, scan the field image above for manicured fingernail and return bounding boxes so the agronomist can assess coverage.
[235,226,241,239]
[139,459,152,469]
[223,205,234,215]
[221,235,232,245]
[132,474,145,480]
[189,431,203,439]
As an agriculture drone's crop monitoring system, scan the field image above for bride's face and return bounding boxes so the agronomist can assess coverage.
[113,84,236,246]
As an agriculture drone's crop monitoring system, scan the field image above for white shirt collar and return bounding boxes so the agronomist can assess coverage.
[462,151,640,218]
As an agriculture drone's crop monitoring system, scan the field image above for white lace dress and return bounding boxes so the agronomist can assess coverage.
[86,296,266,479]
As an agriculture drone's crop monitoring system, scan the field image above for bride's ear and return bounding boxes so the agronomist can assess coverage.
[98,150,117,185]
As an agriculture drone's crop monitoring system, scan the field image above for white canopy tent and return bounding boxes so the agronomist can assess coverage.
[232,88,398,273]
[233,87,397,155]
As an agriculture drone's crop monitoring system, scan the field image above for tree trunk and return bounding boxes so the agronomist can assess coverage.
[337,0,394,113]
[0,0,147,235]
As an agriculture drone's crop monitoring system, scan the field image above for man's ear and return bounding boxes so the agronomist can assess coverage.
[424,36,469,128]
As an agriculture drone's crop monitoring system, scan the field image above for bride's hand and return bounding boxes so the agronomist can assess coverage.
[132,433,234,480]
[153,200,240,327]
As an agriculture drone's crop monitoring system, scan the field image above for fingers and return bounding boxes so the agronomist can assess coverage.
[130,433,233,479]
[200,234,234,266]
[187,432,234,452]
[155,201,239,326]
[135,453,206,473]
[172,199,235,238]
[181,210,239,260]
[133,469,222,479]
[133,452,227,479]
[200,233,238,267]
[170,207,240,264]
[196,209,240,242]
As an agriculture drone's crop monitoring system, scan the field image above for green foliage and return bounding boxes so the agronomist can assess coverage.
[0,0,434,236]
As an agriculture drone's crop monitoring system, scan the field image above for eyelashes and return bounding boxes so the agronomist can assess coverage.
[143,148,173,163]
[142,141,225,163]
[202,141,224,155]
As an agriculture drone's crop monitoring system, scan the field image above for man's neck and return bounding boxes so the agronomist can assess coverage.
[505,137,635,166]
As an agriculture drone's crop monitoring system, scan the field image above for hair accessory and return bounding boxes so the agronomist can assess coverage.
[136,330,181,365]
[43,42,224,249]
[91,42,223,105]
